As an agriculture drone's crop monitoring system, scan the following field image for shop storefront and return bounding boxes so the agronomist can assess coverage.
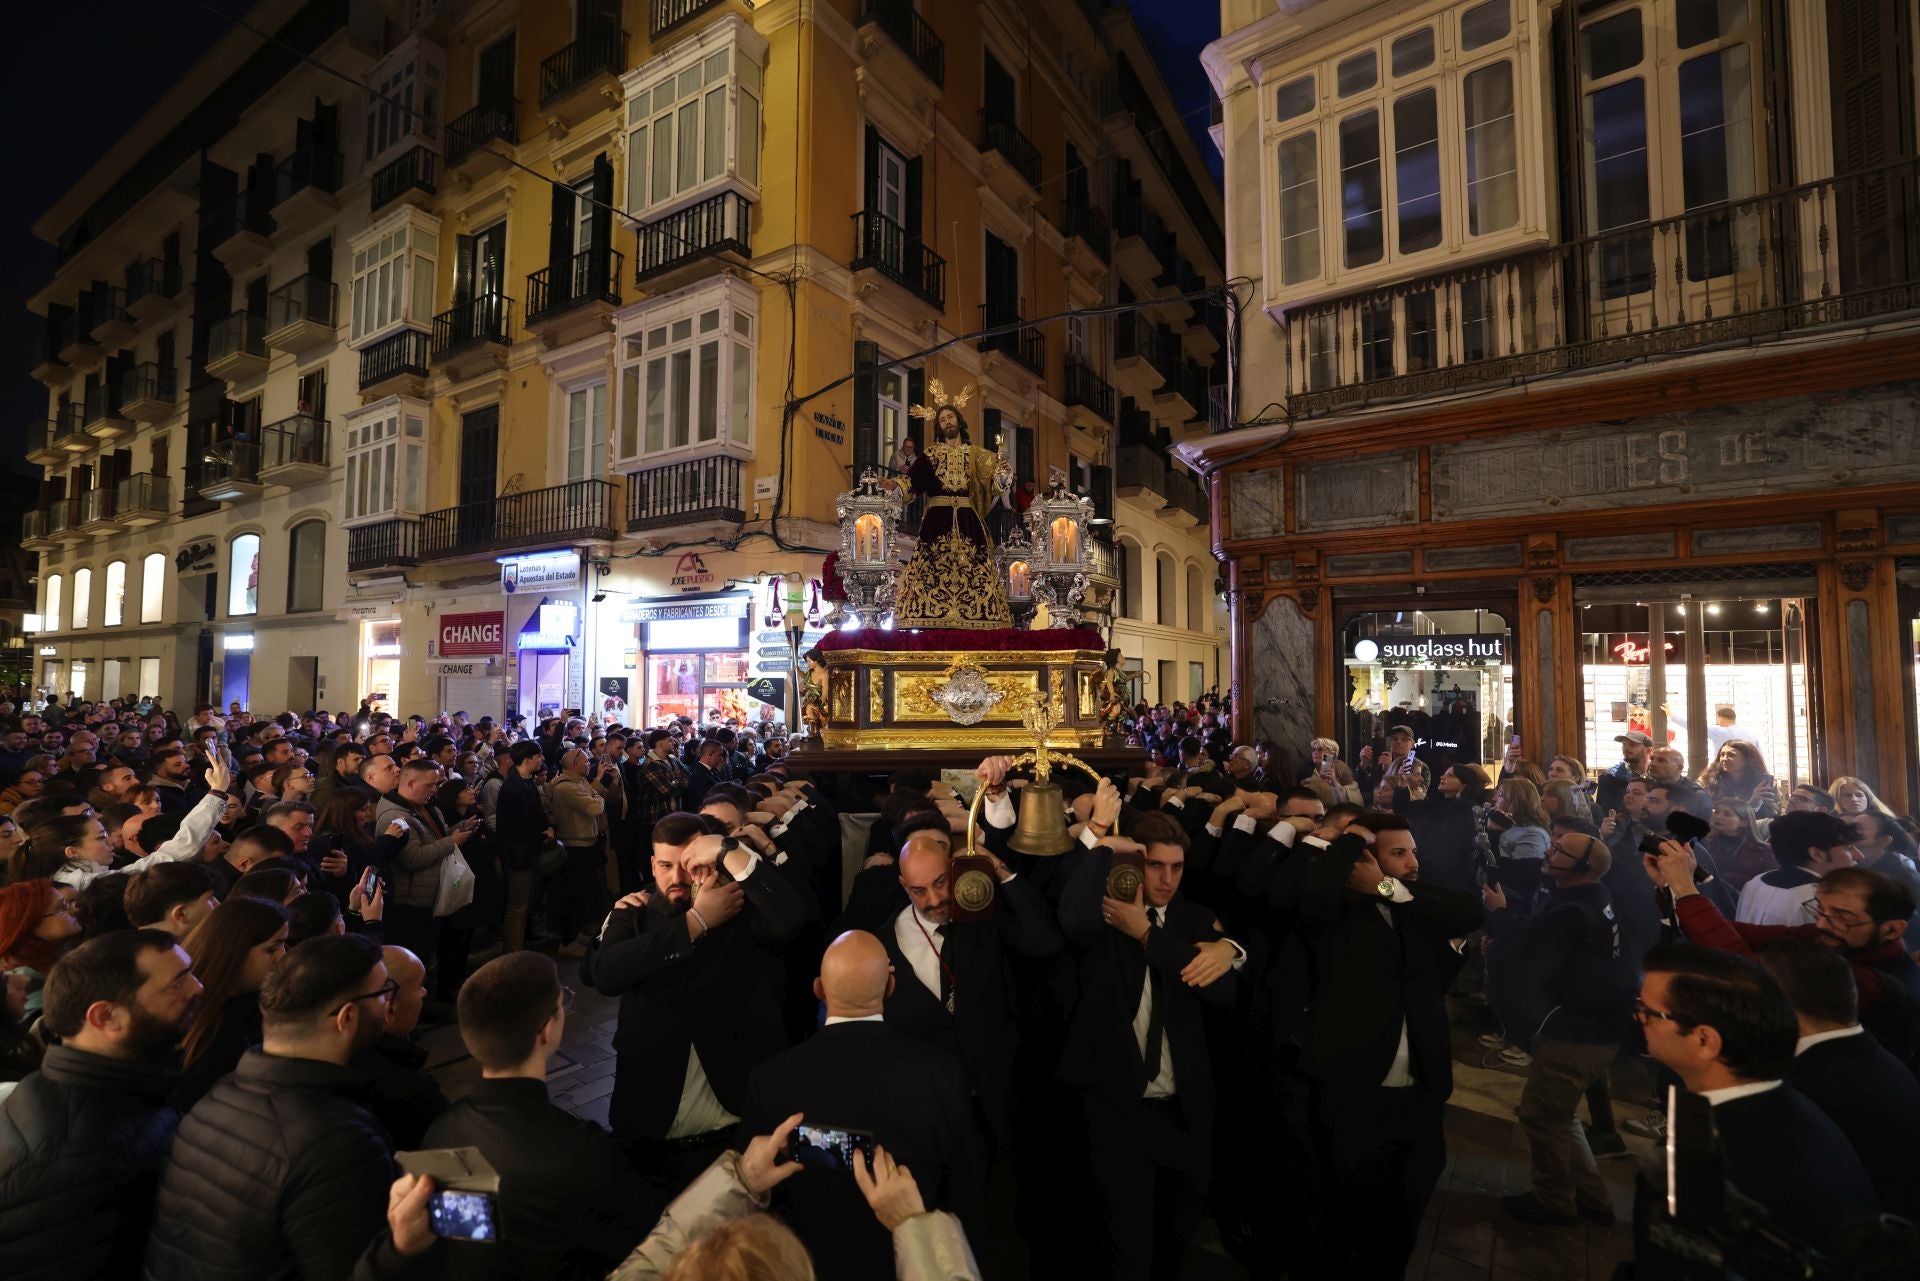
[432,610,506,718]
[218,634,254,711]
[1342,608,1513,778]
[360,619,403,714]
[500,550,588,723]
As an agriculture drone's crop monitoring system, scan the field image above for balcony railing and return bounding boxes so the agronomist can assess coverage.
[529,247,624,323]
[91,287,132,334]
[1163,467,1205,521]
[125,258,181,309]
[46,498,81,539]
[358,328,430,390]
[52,403,88,446]
[205,188,274,246]
[1277,157,1920,421]
[1063,358,1115,421]
[81,487,116,526]
[189,442,261,497]
[261,414,330,470]
[116,472,170,520]
[651,0,745,38]
[348,518,421,572]
[210,311,268,364]
[1063,196,1110,262]
[26,420,55,458]
[540,26,626,105]
[445,102,518,168]
[268,275,338,332]
[849,210,945,309]
[432,292,514,359]
[371,146,437,211]
[1115,443,1168,498]
[82,381,123,427]
[977,311,1045,377]
[120,362,178,412]
[635,193,751,282]
[979,109,1040,189]
[273,144,344,206]
[1112,187,1173,265]
[1114,313,1162,366]
[419,479,617,560]
[21,510,49,544]
[627,456,745,532]
[1157,256,1202,297]
[858,0,945,88]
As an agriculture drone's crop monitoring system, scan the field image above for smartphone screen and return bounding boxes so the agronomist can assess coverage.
[360,868,379,897]
[785,1124,875,1173]
[428,1189,498,1242]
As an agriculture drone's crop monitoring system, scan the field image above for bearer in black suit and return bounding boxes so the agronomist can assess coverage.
[1057,804,1246,1281]
[1758,937,1920,1221]
[838,825,1063,1152]
[737,930,982,1281]
[580,813,808,1203]
[1281,813,1483,1278]
[1635,942,1878,1256]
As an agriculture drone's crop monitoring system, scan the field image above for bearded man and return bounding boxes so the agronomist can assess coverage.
[891,383,1014,629]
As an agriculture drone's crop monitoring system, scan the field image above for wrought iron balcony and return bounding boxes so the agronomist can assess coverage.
[529,247,624,325]
[977,311,1045,378]
[358,328,430,393]
[125,258,182,320]
[540,26,626,107]
[207,311,269,382]
[371,146,437,212]
[258,414,330,486]
[1063,197,1110,263]
[1274,156,1920,422]
[635,193,751,284]
[849,210,945,309]
[1111,187,1172,274]
[190,441,262,503]
[115,472,170,527]
[651,0,748,38]
[348,518,421,573]
[446,102,518,170]
[432,292,514,360]
[82,380,131,440]
[419,479,617,560]
[266,276,338,354]
[627,456,745,533]
[857,0,945,88]
[978,109,1040,190]
[1063,358,1115,422]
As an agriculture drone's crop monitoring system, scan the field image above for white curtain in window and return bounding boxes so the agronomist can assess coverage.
[229,535,260,617]
[104,561,126,626]
[141,554,165,624]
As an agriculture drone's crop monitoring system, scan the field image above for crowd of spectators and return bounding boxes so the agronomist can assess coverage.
[0,686,1915,1278]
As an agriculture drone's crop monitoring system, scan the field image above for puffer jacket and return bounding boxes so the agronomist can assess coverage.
[144,1048,394,1281]
[545,773,612,847]
[375,795,463,910]
[606,1151,983,1281]
[0,1045,180,1280]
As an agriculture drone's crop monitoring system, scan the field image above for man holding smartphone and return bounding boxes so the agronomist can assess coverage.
[546,748,622,958]
[376,760,480,979]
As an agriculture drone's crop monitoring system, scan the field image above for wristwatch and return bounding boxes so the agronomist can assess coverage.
[1375,877,1396,898]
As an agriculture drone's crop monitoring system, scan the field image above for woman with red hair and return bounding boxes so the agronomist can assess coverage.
[0,878,81,1021]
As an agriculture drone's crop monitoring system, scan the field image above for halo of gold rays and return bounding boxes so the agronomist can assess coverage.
[907,379,976,421]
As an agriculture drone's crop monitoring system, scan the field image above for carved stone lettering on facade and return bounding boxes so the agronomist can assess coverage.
[1429,384,1920,520]
[1295,450,1416,532]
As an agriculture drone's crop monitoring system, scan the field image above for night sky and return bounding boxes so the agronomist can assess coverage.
[1,2,1219,480]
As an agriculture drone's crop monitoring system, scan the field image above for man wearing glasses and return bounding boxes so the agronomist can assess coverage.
[1632,942,1877,1256]
[146,934,398,1281]
[1482,822,1639,1228]
[1647,841,1920,1071]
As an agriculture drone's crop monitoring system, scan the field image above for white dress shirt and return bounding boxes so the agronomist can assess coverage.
[1794,1025,1865,1056]
[1374,877,1417,1087]
[1133,905,1177,1099]
[1698,1079,1783,1107]
[894,902,948,999]
[825,1012,886,1027]
[666,1047,740,1138]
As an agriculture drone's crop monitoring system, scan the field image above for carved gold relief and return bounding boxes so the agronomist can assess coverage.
[1077,671,1098,719]
[893,671,1040,722]
[829,671,855,723]
[868,669,885,720]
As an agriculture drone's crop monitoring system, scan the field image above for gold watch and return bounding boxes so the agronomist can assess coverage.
[1376,877,1396,898]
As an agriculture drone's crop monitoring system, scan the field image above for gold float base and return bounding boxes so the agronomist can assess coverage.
[815,640,1110,751]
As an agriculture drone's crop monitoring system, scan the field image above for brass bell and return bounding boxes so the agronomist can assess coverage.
[1008,780,1073,856]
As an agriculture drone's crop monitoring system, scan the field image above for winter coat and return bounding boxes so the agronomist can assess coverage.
[0,1045,180,1280]
[375,796,463,910]
[546,773,613,847]
[144,1049,394,1281]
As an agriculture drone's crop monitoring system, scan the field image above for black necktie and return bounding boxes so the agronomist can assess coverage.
[935,923,953,1012]
[1142,908,1165,1081]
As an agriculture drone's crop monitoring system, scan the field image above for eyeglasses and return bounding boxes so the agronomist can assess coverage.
[1813,902,1870,931]
[1632,999,1694,1029]
[327,977,400,1018]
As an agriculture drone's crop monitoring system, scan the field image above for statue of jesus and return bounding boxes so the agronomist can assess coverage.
[891,381,1013,630]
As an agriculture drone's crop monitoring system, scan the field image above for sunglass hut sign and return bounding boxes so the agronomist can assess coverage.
[1356,635,1506,662]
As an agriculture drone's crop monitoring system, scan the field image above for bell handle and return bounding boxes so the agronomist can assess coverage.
[964,750,1104,857]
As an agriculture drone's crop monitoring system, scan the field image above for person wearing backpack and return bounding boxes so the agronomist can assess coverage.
[1479,818,1640,1227]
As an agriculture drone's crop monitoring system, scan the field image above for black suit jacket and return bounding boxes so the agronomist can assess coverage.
[738,1020,981,1281]
[422,1078,653,1281]
[838,871,1063,1138]
[579,855,807,1140]
[1055,846,1240,1136]
[1290,834,1483,1095]
[1790,1031,1920,1220]
[1711,1084,1879,1253]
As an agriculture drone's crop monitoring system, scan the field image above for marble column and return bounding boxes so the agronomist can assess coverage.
[1250,594,1316,755]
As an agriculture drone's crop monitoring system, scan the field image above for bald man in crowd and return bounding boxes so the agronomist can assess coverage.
[737,930,982,1281]
[349,945,448,1148]
[837,828,1062,1154]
